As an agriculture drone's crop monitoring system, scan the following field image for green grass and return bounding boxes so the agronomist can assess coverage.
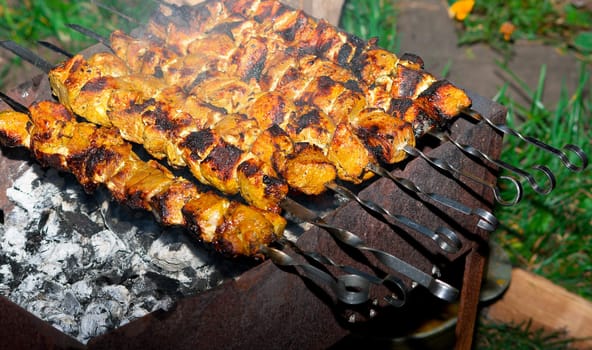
[453,0,592,60]
[476,319,580,350]
[0,0,155,47]
[340,0,399,51]
[492,63,592,300]
[0,0,157,87]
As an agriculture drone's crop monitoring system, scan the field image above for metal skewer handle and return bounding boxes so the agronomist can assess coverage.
[404,145,524,206]
[325,183,462,254]
[434,132,557,195]
[261,246,371,305]
[281,198,460,302]
[285,242,407,307]
[464,109,588,172]
[367,163,498,232]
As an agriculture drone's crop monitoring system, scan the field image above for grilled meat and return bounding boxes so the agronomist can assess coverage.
[139,0,471,132]
[110,30,417,165]
[45,0,464,215]
[49,53,289,212]
[0,100,285,257]
[48,52,414,198]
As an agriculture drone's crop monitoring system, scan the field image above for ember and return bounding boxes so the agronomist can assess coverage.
[0,163,249,343]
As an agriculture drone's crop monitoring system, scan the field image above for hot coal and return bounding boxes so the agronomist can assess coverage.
[0,163,251,343]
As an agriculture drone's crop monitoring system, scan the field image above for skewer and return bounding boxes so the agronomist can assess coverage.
[432,131,557,195]
[325,183,462,253]
[90,0,141,25]
[38,40,74,58]
[463,109,588,172]
[403,145,524,206]
[66,24,112,49]
[280,198,459,302]
[366,163,499,231]
[283,239,407,307]
[0,39,473,254]
[261,246,371,305]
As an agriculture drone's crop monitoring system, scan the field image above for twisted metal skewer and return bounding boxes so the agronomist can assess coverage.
[366,163,499,232]
[403,145,524,206]
[433,132,557,195]
[284,241,407,307]
[261,246,372,305]
[464,109,589,172]
[281,199,460,302]
[325,183,462,254]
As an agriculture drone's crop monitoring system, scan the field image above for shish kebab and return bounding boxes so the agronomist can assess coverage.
[1,42,471,253]
[104,31,532,203]
[0,94,457,303]
[144,0,467,136]
[0,97,283,257]
[60,22,551,206]
[101,30,507,224]
[145,0,586,180]
[43,26,502,221]
[68,0,549,205]
[95,17,543,203]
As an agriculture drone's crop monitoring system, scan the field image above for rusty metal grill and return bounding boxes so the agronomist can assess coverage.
[0,64,506,348]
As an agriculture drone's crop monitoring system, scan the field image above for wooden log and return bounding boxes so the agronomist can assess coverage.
[486,268,592,349]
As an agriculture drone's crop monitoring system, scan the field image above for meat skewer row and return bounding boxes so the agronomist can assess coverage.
[41,46,411,190]
[1,39,475,252]
[100,27,430,147]
[66,22,533,205]
[44,50,469,252]
[48,52,293,214]
[142,0,470,136]
[101,30,524,206]
[0,97,284,257]
[0,94,460,303]
[106,29,420,172]
[0,94,376,304]
[10,34,498,232]
[100,29,469,183]
[44,50,360,199]
[109,19,460,138]
[147,0,587,173]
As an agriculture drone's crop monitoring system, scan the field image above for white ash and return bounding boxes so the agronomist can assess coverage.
[0,164,252,343]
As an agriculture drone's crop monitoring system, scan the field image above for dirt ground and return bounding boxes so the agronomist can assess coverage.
[396,0,584,107]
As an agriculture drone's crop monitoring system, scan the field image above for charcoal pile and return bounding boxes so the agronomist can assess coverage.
[0,162,248,343]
